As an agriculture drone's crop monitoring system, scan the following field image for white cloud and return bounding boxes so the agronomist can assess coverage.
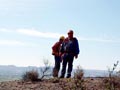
[0,39,39,47]
[0,28,120,43]
[17,29,66,39]
[17,29,120,43]
[0,28,13,32]
[0,40,25,46]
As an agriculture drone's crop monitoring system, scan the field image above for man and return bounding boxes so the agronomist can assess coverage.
[52,36,65,77]
[60,30,80,78]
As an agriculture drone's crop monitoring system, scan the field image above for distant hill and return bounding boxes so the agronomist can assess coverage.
[0,65,42,82]
[0,65,108,82]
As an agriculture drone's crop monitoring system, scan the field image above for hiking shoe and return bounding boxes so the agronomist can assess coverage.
[53,68,58,77]
[59,75,64,78]
[66,75,71,78]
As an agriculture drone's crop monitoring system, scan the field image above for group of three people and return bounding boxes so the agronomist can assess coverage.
[52,30,80,78]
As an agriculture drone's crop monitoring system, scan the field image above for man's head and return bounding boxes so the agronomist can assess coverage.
[67,30,74,39]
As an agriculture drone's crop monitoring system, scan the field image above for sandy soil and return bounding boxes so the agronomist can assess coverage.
[0,77,119,90]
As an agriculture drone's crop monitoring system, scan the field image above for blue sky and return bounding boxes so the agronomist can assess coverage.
[0,0,120,70]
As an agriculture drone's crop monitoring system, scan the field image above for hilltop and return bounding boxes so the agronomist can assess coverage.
[0,65,120,90]
[0,77,107,90]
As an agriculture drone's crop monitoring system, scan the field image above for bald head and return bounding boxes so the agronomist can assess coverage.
[67,30,74,39]
[68,30,73,34]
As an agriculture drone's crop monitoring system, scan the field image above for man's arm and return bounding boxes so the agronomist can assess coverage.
[74,38,80,59]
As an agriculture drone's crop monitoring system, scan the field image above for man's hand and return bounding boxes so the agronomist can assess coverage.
[75,55,78,59]
[59,52,62,57]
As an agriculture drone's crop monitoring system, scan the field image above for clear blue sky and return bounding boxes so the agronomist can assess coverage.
[0,0,120,70]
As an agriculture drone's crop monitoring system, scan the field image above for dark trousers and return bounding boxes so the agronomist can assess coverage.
[54,56,61,71]
[53,56,61,77]
[61,54,74,77]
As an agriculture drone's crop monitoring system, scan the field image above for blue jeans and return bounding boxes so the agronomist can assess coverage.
[61,53,74,77]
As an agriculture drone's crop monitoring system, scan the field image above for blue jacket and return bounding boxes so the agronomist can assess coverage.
[60,37,80,56]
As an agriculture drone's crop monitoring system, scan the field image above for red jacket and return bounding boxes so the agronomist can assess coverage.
[52,41,61,56]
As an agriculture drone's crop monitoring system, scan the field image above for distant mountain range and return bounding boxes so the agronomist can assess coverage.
[0,65,109,82]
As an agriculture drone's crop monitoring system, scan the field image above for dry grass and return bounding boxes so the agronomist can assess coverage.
[102,61,120,90]
[73,66,86,90]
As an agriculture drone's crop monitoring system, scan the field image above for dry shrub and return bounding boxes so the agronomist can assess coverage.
[40,59,52,80]
[103,61,120,90]
[60,66,85,90]
[110,76,120,88]
[22,70,39,81]
[74,66,84,80]
[73,66,86,90]
[103,76,120,90]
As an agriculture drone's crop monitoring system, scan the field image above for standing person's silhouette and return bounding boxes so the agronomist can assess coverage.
[52,36,65,77]
[60,30,80,78]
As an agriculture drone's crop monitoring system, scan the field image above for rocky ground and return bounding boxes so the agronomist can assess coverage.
[0,77,120,90]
